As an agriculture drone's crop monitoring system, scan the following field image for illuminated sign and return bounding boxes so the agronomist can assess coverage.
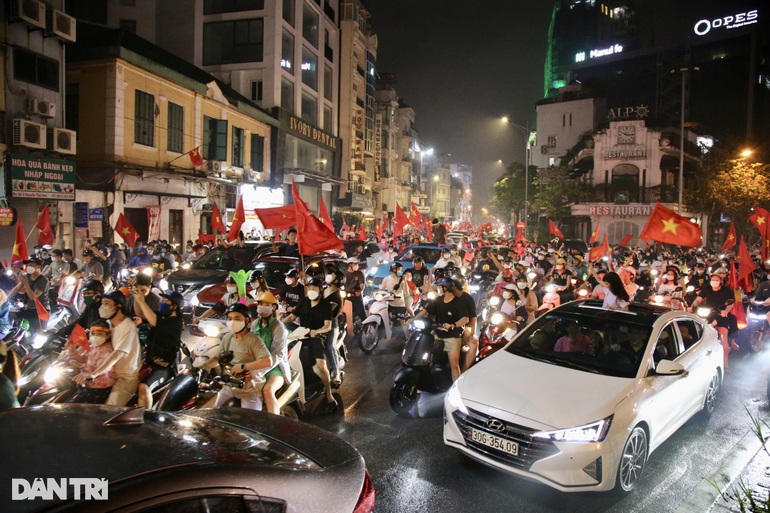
[693,10,758,36]
[575,44,623,63]
[605,146,647,160]
[281,59,292,70]
[288,116,337,150]
[607,105,650,120]
[589,205,653,217]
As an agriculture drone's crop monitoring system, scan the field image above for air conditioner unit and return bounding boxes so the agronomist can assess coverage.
[11,0,46,30]
[48,127,76,155]
[207,161,223,173]
[13,119,47,150]
[46,9,76,43]
[28,98,56,118]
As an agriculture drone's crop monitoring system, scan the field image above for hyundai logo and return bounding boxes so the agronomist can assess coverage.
[485,419,506,433]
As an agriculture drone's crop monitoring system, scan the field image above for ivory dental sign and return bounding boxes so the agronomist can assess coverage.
[575,44,623,63]
[693,10,758,35]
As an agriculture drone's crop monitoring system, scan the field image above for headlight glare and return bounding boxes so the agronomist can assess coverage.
[446,384,468,414]
[534,417,612,443]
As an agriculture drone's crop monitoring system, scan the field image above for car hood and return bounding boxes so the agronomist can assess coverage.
[167,268,228,285]
[458,351,635,429]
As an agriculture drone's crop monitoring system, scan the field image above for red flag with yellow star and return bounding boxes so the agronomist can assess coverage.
[722,222,737,251]
[34,205,55,246]
[589,233,610,262]
[727,259,747,329]
[67,322,90,351]
[548,219,564,239]
[255,205,296,230]
[211,203,226,234]
[11,217,29,265]
[319,196,334,232]
[749,207,770,260]
[187,146,204,167]
[114,214,140,247]
[227,197,245,242]
[34,295,49,322]
[737,235,757,291]
[588,221,600,245]
[292,181,343,255]
[639,203,702,247]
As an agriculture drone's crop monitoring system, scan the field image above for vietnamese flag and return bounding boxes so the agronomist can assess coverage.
[34,205,55,246]
[34,296,49,322]
[749,207,770,260]
[211,203,227,234]
[589,233,610,262]
[255,205,296,231]
[394,204,410,236]
[589,222,601,245]
[11,217,29,265]
[727,259,748,330]
[548,219,564,239]
[358,222,367,241]
[737,235,757,292]
[722,222,737,251]
[292,181,343,255]
[375,219,383,240]
[410,203,422,226]
[227,196,245,242]
[319,197,334,232]
[639,203,702,247]
[114,214,140,247]
[67,322,90,351]
[619,234,633,247]
[187,146,204,167]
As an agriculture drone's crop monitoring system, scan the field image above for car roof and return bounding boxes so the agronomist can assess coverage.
[256,253,347,264]
[555,299,671,325]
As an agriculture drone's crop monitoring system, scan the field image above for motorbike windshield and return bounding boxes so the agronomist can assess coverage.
[505,310,653,378]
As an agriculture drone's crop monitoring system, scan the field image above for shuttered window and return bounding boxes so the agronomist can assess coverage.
[167,102,184,153]
[134,90,155,147]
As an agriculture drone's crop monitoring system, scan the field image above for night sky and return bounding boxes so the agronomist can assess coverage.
[364,0,555,218]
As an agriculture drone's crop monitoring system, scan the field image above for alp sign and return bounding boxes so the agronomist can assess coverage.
[694,10,759,36]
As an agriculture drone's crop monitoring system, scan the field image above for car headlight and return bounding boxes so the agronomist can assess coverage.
[446,384,468,414]
[190,295,200,307]
[490,312,504,325]
[534,417,612,443]
[159,279,169,291]
[33,333,49,349]
[44,366,64,385]
[182,263,191,270]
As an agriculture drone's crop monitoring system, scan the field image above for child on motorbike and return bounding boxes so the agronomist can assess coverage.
[67,319,117,404]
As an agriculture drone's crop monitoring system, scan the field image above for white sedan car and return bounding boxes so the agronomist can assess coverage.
[444,299,723,493]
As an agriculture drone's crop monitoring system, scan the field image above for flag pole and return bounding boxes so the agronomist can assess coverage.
[168,145,201,165]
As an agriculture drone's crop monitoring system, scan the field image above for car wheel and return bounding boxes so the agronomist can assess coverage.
[616,426,647,493]
[389,382,418,417]
[359,323,380,353]
[703,372,720,416]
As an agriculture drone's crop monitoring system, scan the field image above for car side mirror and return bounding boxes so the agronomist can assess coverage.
[655,359,686,376]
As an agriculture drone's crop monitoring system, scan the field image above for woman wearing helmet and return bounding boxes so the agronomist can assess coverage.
[247,270,270,302]
[281,278,338,412]
[66,319,117,404]
[547,256,575,303]
[195,276,241,324]
[214,302,274,410]
[323,269,346,387]
[134,290,184,391]
[54,278,106,358]
[74,290,141,406]
[251,291,290,415]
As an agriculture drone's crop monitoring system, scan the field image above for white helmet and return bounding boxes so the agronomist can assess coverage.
[192,338,221,370]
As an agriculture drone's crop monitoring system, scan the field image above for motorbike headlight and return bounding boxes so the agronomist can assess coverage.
[142,267,154,276]
[190,295,199,307]
[120,269,130,278]
[446,384,468,414]
[749,312,766,320]
[427,291,437,300]
[159,279,169,291]
[44,366,63,385]
[32,333,49,349]
[490,312,504,325]
[4,270,12,276]
[469,285,480,292]
[653,294,664,304]
[65,275,76,285]
[697,307,712,318]
[488,296,501,306]
[527,272,537,280]
[201,322,222,338]
[545,284,558,293]
[578,289,588,297]
[413,319,427,330]
[651,269,659,276]
[534,417,612,443]
[182,263,191,270]
[686,286,695,293]
[369,266,379,275]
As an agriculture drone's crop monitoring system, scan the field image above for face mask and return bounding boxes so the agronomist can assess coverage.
[227,319,246,333]
[84,295,97,307]
[351,264,359,271]
[257,305,273,318]
[555,265,563,270]
[226,285,238,294]
[517,282,527,290]
[503,264,512,269]
[697,269,704,274]
[325,274,334,284]
[285,277,294,286]
[307,290,320,301]
[502,291,513,299]
[99,305,116,319]
[666,276,675,282]
[26,266,36,274]
[443,254,450,260]
[90,335,107,347]
[158,302,172,316]
[710,280,720,288]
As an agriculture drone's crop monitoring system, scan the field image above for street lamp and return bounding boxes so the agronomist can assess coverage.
[740,149,753,158]
[501,117,532,233]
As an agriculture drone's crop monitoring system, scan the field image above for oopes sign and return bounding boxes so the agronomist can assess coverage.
[9,153,76,201]
[694,9,759,35]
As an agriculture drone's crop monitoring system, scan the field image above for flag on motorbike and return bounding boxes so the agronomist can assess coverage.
[211,203,227,233]
[67,323,90,351]
[721,222,737,251]
[588,221,600,244]
[319,197,335,232]
[639,203,701,247]
[34,296,49,322]
[749,207,770,260]
[727,259,747,330]
[227,196,246,242]
[114,214,140,247]
[34,205,55,246]
[11,217,29,264]
[255,205,296,230]
[292,181,344,255]
[548,219,564,239]
[737,235,756,292]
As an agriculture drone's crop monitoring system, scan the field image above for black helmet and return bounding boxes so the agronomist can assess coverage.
[225,302,250,318]
[444,261,457,271]
[285,269,300,278]
[160,291,185,310]
[389,262,403,274]
[82,249,94,257]
[102,289,127,308]
[305,277,324,288]
[82,279,105,295]
[249,270,264,282]
[450,273,466,290]
[437,277,455,291]
[433,267,447,281]
[328,269,345,286]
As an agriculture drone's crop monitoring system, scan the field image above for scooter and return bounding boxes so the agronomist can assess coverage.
[389,317,453,417]
[15,332,67,404]
[747,297,770,352]
[286,326,341,415]
[468,270,498,310]
[360,290,405,353]
[477,309,523,362]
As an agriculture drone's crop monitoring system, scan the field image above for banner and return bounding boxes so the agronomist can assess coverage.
[88,208,104,239]
[147,206,162,242]
[9,153,76,201]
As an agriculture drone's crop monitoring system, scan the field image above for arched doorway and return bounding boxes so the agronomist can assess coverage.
[607,220,640,246]
[611,164,640,203]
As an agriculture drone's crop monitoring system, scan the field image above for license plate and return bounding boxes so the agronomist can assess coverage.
[470,428,519,455]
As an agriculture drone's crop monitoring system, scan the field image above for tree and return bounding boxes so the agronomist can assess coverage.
[532,167,593,218]
[489,162,532,220]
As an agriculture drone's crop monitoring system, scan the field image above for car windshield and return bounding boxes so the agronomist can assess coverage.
[256,261,297,289]
[397,247,442,264]
[505,309,653,378]
[192,248,255,270]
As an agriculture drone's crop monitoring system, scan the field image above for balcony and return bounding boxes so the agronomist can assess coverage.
[590,185,678,204]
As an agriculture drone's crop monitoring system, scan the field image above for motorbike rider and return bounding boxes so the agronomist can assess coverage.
[149,248,173,274]
[127,247,151,268]
[134,290,183,391]
[281,278,338,413]
[547,257,574,303]
[78,249,104,282]
[344,257,366,326]
[67,319,117,404]
[475,248,502,274]
[380,263,412,333]
[0,289,13,341]
[75,290,141,406]
[194,276,242,323]
[752,273,770,338]
[126,273,161,329]
[689,262,709,291]
[9,257,50,333]
[214,303,273,410]
[410,277,470,383]
[410,256,432,294]
[324,269,345,387]
[689,272,736,370]
[434,248,460,270]
[619,266,639,301]
[656,266,681,295]
[247,271,270,302]
[280,269,305,314]
[250,291,290,415]
[55,279,105,345]
[512,275,539,320]
[449,273,479,372]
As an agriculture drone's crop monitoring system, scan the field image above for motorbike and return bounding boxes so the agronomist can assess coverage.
[477,308,523,362]
[468,270,498,310]
[535,285,562,317]
[389,317,453,417]
[360,290,407,353]
[15,332,67,404]
[747,297,770,352]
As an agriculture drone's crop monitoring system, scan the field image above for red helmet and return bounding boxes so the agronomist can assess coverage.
[502,269,513,282]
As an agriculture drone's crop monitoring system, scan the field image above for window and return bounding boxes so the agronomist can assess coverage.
[323,104,333,133]
[250,81,263,101]
[281,78,294,112]
[282,0,295,26]
[232,127,244,167]
[65,84,79,132]
[675,319,703,351]
[134,90,155,147]
[167,102,184,153]
[301,92,317,126]
[301,46,317,89]
[324,64,333,101]
[204,0,264,14]
[302,2,319,47]
[119,19,137,32]
[203,116,228,161]
[547,135,557,148]
[281,30,294,71]
[203,19,264,65]
[250,134,265,172]
[13,48,59,91]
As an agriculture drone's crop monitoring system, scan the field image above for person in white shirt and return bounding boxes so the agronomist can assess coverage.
[380,263,413,331]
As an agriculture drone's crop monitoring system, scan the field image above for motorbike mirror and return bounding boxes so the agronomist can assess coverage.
[218,350,234,366]
[189,325,205,337]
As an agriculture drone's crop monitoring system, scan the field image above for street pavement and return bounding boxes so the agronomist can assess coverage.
[305,335,770,513]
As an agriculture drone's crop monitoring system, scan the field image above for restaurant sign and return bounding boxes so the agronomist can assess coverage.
[589,205,653,217]
[604,146,647,160]
[8,153,76,201]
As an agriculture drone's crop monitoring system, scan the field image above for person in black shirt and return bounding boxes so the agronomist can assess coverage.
[343,257,366,327]
[134,290,184,392]
[150,249,173,275]
[690,272,735,370]
[410,277,470,383]
[450,273,478,371]
[410,257,431,294]
[273,228,300,257]
[9,258,49,333]
[282,278,337,412]
[280,269,305,314]
[323,270,344,387]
